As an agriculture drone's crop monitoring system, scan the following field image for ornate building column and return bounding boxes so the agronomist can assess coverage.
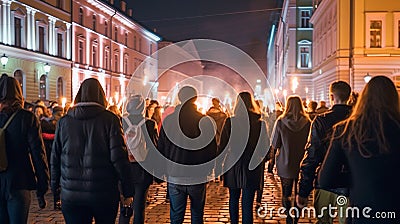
[65,22,71,59]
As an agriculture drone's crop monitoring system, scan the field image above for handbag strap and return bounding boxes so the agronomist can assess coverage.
[2,110,19,129]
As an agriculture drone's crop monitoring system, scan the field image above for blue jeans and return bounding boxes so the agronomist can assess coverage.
[62,200,119,224]
[119,183,150,224]
[168,183,206,224]
[229,188,256,224]
[0,188,31,224]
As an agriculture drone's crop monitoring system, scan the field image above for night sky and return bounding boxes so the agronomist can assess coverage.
[127,0,282,74]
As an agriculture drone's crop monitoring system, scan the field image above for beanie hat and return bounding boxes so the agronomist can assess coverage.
[178,86,197,104]
[126,95,145,115]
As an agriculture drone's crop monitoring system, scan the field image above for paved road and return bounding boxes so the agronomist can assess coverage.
[28,171,321,223]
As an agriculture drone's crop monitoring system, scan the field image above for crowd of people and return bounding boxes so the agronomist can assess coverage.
[0,74,399,224]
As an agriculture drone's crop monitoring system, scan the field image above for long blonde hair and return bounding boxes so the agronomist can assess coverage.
[338,76,400,157]
[281,95,308,121]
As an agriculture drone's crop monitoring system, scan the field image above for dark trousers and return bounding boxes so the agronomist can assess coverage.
[280,177,299,224]
[0,188,31,224]
[62,200,119,224]
[168,183,206,224]
[229,188,256,224]
[119,183,150,224]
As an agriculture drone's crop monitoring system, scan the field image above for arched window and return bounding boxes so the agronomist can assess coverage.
[79,8,83,25]
[57,77,64,99]
[114,27,118,41]
[92,15,96,31]
[14,70,23,95]
[39,74,47,100]
[105,21,108,36]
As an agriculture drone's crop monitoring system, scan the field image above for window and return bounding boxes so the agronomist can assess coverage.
[125,33,128,46]
[14,70,23,95]
[105,21,108,36]
[92,46,97,67]
[39,26,45,53]
[114,55,118,72]
[370,20,382,48]
[300,10,311,28]
[114,27,118,41]
[39,75,47,100]
[14,17,22,47]
[57,77,63,99]
[104,48,109,70]
[139,38,142,52]
[133,36,137,50]
[124,56,128,74]
[150,43,153,55]
[92,15,97,31]
[79,8,83,25]
[57,33,63,57]
[56,0,63,9]
[78,41,83,64]
[297,40,312,69]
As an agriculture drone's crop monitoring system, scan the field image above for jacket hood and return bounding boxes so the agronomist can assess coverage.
[74,78,108,107]
[207,108,226,121]
[281,115,309,132]
[67,102,106,120]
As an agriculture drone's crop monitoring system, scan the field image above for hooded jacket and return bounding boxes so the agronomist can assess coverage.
[51,79,133,204]
[271,115,311,179]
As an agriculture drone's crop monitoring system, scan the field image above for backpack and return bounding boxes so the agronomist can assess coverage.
[0,111,19,172]
[123,117,148,162]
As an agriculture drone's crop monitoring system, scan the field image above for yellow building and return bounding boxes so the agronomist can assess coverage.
[0,0,72,104]
[312,0,400,101]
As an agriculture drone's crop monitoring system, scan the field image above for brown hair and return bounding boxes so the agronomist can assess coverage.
[338,76,400,157]
[233,92,260,116]
[281,95,308,121]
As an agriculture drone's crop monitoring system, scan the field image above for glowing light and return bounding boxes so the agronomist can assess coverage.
[61,97,67,109]
[364,73,372,83]
[1,54,8,68]
[44,63,51,74]
[283,89,288,99]
[143,76,148,86]
[256,79,261,83]
[291,77,298,93]
[305,87,309,94]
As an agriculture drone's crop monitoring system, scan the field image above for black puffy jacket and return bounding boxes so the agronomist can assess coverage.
[51,103,134,204]
[0,109,49,196]
[298,105,352,198]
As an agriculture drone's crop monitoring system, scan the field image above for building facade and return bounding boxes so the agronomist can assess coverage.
[0,0,72,103]
[311,0,400,101]
[269,0,314,102]
[71,0,160,104]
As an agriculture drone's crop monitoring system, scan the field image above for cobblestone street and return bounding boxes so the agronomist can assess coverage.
[28,170,324,224]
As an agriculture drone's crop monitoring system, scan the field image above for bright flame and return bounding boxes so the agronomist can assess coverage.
[61,97,67,108]
[291,77,299,93]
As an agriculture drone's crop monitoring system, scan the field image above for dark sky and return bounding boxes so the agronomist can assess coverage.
[128,0,282,74]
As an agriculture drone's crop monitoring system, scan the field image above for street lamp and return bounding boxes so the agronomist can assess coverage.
[1,54,8,68]
[44,63,51,74]
[364,73,372,83]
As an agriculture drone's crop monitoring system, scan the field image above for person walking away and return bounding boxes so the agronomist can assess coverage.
[0,75,49,223]
[118,95,159,224]
[316,101,329,114]
[319,76,400,224]
[297,81,352,224]
[158,86,217,224]
[51,78,134,224]
[270,95,311,224]
[221,92,269,224]
[206,98,227,145]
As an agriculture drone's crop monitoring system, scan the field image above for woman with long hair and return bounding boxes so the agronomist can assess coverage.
[270,95,311,224]
[221,92,269,224]
[51,78,134,223]
[0,75,49,223]
[319,76,400,224]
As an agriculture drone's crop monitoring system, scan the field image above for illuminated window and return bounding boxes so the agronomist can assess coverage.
[79,8,83,25]
[57,77,63,99]
[39,75,47,100]
[105,21,108,36]
[78,41,83,64]
[92,15,96,31]
[57,33,63,57]
[370,20,382,48]
[14,17,22,47]
[297,40,312,69]
[14,70,23,95]
[300,10,311,28]
[39,26,45,53]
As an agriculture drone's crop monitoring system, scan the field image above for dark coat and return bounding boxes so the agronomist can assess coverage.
[298,105,352,198]
[51,103,134,204]
[318,120,400,224]
[271,115,311,179]
[122,115,159,186]
[158,102,217,183]
[222,112,269,190]
[0,109,49,196]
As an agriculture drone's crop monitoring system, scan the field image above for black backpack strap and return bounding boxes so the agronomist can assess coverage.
[2,110,19,129]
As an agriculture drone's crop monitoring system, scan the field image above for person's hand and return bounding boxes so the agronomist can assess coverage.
[296,195,308,208]
[37,196,47,209]
[122,197,133,207]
